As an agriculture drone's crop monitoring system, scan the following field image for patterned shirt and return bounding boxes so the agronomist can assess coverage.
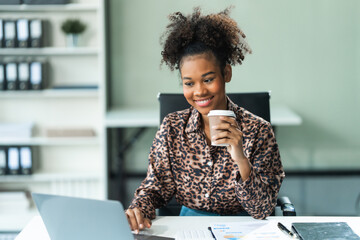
[129,97,285,219]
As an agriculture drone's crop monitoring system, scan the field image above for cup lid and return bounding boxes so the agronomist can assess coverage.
[208,110,236,117]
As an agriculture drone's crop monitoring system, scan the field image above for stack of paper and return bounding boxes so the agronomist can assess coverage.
[0,122,35,138]
[45,128,95,137]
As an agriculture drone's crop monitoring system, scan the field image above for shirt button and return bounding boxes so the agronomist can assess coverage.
[205,193,209,198]
[207,161,213,166]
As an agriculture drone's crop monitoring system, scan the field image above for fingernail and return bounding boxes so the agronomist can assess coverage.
[135,229,139,234]
[139,224,144,229]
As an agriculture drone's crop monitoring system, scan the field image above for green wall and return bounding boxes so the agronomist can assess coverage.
[109,0,360,170]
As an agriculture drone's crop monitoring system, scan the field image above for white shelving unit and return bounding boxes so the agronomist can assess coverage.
[0,0,107,227]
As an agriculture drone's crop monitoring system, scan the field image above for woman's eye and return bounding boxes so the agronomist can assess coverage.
[184,82,193,86]
[204,78,214,83]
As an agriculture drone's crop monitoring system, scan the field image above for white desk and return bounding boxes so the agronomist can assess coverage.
[15,215,360,239]
[105,105,302,128]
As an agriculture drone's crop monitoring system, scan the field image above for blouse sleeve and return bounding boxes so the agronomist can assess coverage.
[127,116,176,220]
[235,122,285,219]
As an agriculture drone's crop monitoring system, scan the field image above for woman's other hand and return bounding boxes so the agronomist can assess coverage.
[125,207,152,234]
[212,116,251,180]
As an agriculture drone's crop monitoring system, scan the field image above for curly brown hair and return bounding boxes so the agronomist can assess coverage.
[160,7,252,72]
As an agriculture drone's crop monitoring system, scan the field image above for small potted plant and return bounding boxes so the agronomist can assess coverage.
[61,19,86,47]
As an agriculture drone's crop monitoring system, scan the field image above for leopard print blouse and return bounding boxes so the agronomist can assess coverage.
[129,97,285,219]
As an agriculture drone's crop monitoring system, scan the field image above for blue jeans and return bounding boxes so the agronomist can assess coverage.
[179,206,220,216]
[179,206,251,216]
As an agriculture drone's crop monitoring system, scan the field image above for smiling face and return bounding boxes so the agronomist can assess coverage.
[180,52,232,117]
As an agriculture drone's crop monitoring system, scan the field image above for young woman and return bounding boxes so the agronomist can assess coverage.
[126,7,284,232]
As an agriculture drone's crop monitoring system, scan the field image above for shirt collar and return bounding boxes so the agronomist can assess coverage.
[185,95,239,133]
[185,107,201,133]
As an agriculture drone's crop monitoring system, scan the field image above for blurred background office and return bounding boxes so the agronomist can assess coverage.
[1,0,359,230]
[107,0,360,216]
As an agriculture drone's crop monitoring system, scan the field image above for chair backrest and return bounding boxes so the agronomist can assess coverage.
[158,92,271,124]
[156,92,296,217]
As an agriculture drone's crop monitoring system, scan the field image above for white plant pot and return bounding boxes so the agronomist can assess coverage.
[66,34,79,47]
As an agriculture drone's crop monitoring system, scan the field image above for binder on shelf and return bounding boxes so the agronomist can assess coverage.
[29,19,44,48]
[18,61,30,90]
[17,19,30,48]
[0,19,4,48]
[7,147,20,175]
[0,147,6,175]
[0,62,6,90]
[5,62,18,90]
[19,147,32,175]
[30,61,45,90]
[4,20,17,48]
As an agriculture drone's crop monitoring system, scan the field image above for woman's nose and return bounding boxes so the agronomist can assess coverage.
[194,83,207,96]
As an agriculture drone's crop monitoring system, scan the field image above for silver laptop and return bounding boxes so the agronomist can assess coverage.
[32,193,173,240]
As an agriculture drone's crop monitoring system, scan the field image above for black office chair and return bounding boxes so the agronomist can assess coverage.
[158,92,296,216]
[157,92,296,216]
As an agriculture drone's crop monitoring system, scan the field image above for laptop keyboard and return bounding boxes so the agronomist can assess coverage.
[0,232,19,240]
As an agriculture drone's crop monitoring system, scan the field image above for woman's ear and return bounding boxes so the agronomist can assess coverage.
[224,64,232,83]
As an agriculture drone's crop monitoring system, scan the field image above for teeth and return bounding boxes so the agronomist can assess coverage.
[196,98,210,103]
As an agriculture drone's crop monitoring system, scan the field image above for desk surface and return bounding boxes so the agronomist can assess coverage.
[106,105,302,128]
[15,215,360,239]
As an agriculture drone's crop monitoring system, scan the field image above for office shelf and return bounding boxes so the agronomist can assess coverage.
[0,172,101,183]
[0,47,99,56]
[0,89,99,98]
[0,137,99,146]
[0,3,99,12]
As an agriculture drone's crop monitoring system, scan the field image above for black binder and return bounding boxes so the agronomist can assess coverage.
[0,62,6,90]
[7,147,20,175]
[0,19,4,48]
[292,222,360,240]
[19,146,32,175]
[5,62,18,90]
[17,19,30,48]
[30,61,45,90]
[18,61,31,90]
[4,20,17,48]
[29,19,43,48]
[0,147,6,175]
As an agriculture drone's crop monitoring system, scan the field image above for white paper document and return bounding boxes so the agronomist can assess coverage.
[210,221,287,240]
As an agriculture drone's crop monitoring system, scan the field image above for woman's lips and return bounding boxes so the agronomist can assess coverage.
[194,97,213,107]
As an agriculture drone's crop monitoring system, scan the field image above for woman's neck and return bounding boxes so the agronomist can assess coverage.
[201,114,211,145]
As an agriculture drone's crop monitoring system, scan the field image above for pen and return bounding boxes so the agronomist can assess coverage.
[277,222,297,239]
[208,227,216,239]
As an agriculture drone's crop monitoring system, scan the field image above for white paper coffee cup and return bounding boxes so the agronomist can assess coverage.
[208,110,236,146]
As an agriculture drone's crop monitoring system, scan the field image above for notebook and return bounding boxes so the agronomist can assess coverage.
[32,193,174,240]
[291,222,360,240]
